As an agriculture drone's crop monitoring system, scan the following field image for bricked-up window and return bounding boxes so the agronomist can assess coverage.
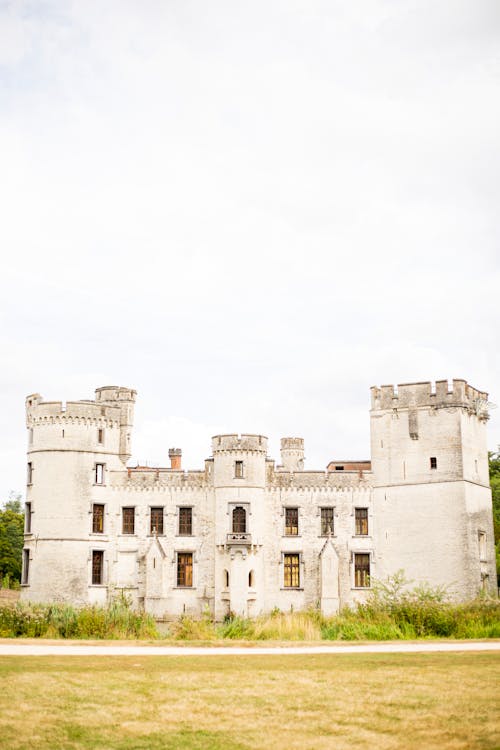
[92,504,104,533]
[355,508,368,535]
[232,506,247,533]
[285,507,299,536]
[25,502,32,533]
[321,507,334,535]
[478,531,487,560]
[98,428,104,444]
[177,552,193,587]
[22,549,30,584]
[354,553,370,587]
[92,550,104,585]
[179,507,193,535]
[234,460,244,478]
[430,456,437,469]
[27,462,33,485]
[284,553,300,587]
[95,463,104,484]
[150,507,164,535]
[122,507,135,535]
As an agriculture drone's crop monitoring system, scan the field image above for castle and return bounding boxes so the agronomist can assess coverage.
[21,379,496,618]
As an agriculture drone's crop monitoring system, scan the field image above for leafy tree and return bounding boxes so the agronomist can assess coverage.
[0,492,24,587]
[489,452,500,575]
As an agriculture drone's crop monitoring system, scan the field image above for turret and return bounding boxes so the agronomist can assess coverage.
[280,437,304,471]
[95,386,136,462]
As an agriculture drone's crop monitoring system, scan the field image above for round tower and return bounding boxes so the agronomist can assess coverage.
[211,434,268,619]
[280,437,305,471]
[21,386,136,605]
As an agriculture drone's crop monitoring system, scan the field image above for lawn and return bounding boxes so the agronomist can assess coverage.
[0,652,499,749]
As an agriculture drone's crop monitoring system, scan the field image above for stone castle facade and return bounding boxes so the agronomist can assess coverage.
[21,379,496,618]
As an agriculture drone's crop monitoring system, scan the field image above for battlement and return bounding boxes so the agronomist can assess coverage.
[281,437,304,451]
[211,434,268,453]
[370,379,489,414]
[26,395,122,426]
[95,386,137,404]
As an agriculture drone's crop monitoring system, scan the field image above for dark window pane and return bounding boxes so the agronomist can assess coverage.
[92,550,104,585]
[354,553,370,587]
[92,504,104,533]
[355,508,368,535]
[232,506,246,533]
[122,507,135,534]
[150,507,164,535]
[285,507,299,535]
[179,507,192,535]
[177,552,193,587]
[321,507,334,535]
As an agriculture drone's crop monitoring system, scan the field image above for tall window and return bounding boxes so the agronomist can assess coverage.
[232,506,246,533]
[234,460,244,478]
[150,507,164,535]
[179,507,193,535]
[92,550,104,585]
[98,428,104,444]
[122,507,135,535]
[22,549,30,585]
[285,507,299,536]
[177,552,193,587]
[355,508,368,535]
[92,504,104,533]
[27,462,33,485]
[430,456,437,469]
[95,464,104,484]
[25,502,32,533]
[354,553,370,588]
[284,553,300,588]
[321,507,334,535]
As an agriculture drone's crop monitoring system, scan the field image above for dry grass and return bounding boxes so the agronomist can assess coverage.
[0,652,499,749]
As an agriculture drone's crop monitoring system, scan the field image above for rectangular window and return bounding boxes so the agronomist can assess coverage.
[178,507,193,535]
[22,549,30,585]
[355,508,368,536]
[95,464,104,484]
[478,531,487,561]
[354,553,370,588]
[92,550,104,585]
[27,462,33,485]
[92,504,104,533]
[177,552,193,587]
[320,507,334,536]
[430,456,437,469]
[150,507,164,535]
[122,507,135,535]
[98,428,104,444]
[283,553,300,588]
[285,507,299,536]
[25,502,32,533]
[234,460,244,478]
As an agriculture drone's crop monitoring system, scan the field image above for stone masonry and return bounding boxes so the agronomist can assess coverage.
[21,379,496,618]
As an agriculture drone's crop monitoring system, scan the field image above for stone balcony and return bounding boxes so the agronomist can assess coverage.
[226,532,252,546]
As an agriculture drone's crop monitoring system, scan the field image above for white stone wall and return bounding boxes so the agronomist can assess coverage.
[20,379,497,616]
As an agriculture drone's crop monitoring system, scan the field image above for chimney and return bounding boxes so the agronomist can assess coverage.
[169,448,182,470]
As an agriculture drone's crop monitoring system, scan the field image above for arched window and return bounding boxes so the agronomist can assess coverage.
[232,506,246,533]
[248,569,255,588]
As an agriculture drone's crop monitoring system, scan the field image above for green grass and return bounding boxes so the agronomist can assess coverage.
[0,653,499,749]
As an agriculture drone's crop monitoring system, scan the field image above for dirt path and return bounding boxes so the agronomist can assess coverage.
[1,641,499,656]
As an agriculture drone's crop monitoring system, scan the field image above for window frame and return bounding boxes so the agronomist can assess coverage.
[353,553,371,588]
[320,506,334,536]
[22,549,30,585]
[25,502,32,534]
[354,507,369,536]
[91,550,104,585]
[122,506,135,535]
[283,552,301,588]
[284,507,299,536]
[232,506,247,534]
[27,462,33,486]
[430,456,437,470]
[178,506,193,536]
[176,551,194,588]
[150,506,164,536]
[94,463,105,485]
[234,460,244,478]
[92,503,105,534]
[97,428,104,445]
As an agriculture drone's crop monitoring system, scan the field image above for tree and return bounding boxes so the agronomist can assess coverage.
[489,452,500,576]
[0,492,24,586]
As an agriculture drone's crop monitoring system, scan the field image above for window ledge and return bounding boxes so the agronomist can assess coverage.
[282,535,301,538]
[351,587,371,591]
[20,583,30,587]
[319,534,336,538]
[93,484,106,487]
[352,535,371,539]
[173,586,195,590]
[175,534,194,538]
[118,534,137,537]
[89,584,107,588]
[147,534,165,537]
[280,587,304,591]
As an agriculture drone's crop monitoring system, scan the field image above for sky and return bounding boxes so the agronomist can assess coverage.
[1,0,499,500]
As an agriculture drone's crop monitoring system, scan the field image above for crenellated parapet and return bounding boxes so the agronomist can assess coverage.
[211,434,268,454]
[119,469,209,490]
[26,396,122,427]
[268,470,372,489]
[371,379,489,419]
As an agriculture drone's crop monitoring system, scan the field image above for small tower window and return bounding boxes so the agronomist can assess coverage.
[28,428,33,444]
[95,464,105,484]
[25,502,32,533]
[232,506,246,533]
[98,428,104,444]
[478,531,487,561]
[234,461,244,478]
[22,549,30,585]
[224,569,229,588]
[92,504,104,533]
[27,462,33,485]
[248,569,255,588]
[430,457,437,470]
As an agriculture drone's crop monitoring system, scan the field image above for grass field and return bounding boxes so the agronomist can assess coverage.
[0,652,499,749]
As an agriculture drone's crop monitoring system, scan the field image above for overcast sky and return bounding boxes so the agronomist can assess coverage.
[1,0,499,500]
